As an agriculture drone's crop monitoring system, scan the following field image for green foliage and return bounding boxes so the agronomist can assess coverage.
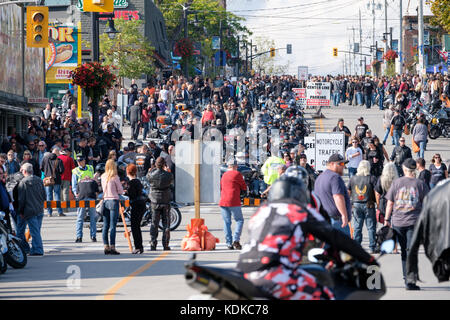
[427,0,450,33]
[252,36,290,75]
[99,18,155,80]
[157,0,251,62]
[384,61,396,77]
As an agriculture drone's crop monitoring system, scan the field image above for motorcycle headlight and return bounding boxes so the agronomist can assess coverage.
[432,118,438,124]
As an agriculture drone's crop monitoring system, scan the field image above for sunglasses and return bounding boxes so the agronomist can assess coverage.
[400,140,405,142]
[337,162,346,166]
[434,156,441,159]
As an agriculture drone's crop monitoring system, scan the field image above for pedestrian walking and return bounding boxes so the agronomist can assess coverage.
[219,159,247,250]
[429,154,448,189]
[72,155,97,243]
[382,105,395,145]
[384,158,430,290]
[314,153,351,236]
[347,160,378,253]
[412,118,428,159]
[345,138,363,178]
[390,137,412,177]
[147,157,173,251]
[363,77,374,109]
[332,118,352,148]
[390,108,406,146]
[126,164,146,254]
[58,148,76,213]
[416,158,431,189]
[101,159,124,255]
[128,100,141,141]
[16,163,46,256]
[41,145,65,217]
[355,117,369,141]
[374,162,399,225]
[365,138,384,177]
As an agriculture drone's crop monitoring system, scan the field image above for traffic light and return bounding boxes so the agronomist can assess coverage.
[287,44,292,54]
[333,47,338,57]
[83,0,114,12]
[26,6,48,48]
[270,48,275,58]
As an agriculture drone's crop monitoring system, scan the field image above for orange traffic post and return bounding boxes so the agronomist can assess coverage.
[119,203,133,253]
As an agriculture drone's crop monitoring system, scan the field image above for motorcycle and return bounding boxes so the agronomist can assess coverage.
[0,211,27,270]
[428,106,450,139]
[184,240,395,300]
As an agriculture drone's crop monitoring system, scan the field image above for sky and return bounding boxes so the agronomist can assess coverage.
[227,0,433,76]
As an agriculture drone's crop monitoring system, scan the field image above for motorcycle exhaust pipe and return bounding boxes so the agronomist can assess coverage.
[185,269,244,300]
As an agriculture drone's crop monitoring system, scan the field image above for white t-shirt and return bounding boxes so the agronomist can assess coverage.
[345,147,363,169]
[160,89,169,102]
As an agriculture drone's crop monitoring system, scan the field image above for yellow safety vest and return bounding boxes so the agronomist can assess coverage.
[72,165,94,182]
[262,156,286,185]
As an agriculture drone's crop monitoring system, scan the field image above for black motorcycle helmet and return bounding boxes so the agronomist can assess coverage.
[268,166,310,205]
[95,162,105,174]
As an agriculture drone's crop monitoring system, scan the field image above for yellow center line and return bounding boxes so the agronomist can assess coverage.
[102,251,170,300]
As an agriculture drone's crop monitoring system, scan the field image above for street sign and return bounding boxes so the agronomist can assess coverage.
[83,0,114,12]
[298,66,308,81]
[354,43,359,53]
[306,82,330,107]
[304,136,315,168]
[314,132,345,171]
[28,97,49,104]
[212,36,220,50]
[287,44,292,54]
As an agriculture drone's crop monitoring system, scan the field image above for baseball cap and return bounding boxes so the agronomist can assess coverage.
[358,117,364,121]
[403,158,417,170]
[328,153,348,164]
[299,153,307,159]
[338,118,344,122]
[76,155,86,162]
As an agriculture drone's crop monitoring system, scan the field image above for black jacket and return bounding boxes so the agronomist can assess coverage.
[147,168,173,204]
[40,153,65,185]
[390,145,412,166]
[18,175,46,220]
[407,179,450,283]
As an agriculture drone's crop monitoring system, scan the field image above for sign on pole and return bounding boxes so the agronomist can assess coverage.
[303,136,316,168]
[292,88,307,108]
[314,132,345,171]
[298,66,308,80]
[212,36,221,50]
[306,82,331,107]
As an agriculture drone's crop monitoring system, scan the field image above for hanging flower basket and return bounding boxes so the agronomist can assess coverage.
[383,49,398,63]
[70,62,117,102]
[174,38,194,58]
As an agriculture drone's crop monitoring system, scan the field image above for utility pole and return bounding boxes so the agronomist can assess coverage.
[237,36,240,77]
[250,39,253,74]
[183,6,189,79]
[245,41,248,77]
[219,19,223,76]
[372,0,376,61]
[91,12,100,134]
[399,0,403,74]
[359,9,363,75]
[418,0,424,75]
[384,0,388,54]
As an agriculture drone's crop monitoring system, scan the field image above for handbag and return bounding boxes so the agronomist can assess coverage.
[389,125,394,137]
[412,139,420,153]
[403,124,410,135]
[43,160,56,187]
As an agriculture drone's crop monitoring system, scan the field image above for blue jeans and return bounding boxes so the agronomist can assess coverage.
[332,92,340,106]
[220,206,244,245]
[364,94,372,108]
[393,225,415,283]
[76,198,97,239]
[378,94,384,110]
[351,203,376,251]
[251,180,267,196]
[102,199,119,246]
[415,141,426,159]
[348,167,357,178]
[142,122,150,140]
[16,214,44,255]
[340,92,347,103]
[45,184,63,215]
[382,126,394,145]
[330,216,351,236]
[393,129,403,146]
[356,92,363,105]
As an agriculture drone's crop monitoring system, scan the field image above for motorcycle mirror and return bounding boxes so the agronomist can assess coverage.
[308,248,325,263]
[380,239,395,255]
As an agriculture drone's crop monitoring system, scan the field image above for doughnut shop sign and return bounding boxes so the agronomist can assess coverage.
[45,25,79,84]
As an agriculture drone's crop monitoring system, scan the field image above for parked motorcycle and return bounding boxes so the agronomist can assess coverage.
[185,240,394,300]
[0,211,27,270]
[429,106,450,139]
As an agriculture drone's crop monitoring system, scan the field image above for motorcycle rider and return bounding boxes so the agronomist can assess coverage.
[236,170,377,300]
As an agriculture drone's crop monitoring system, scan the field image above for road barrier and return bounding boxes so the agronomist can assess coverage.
[242,198,264,207]
[43,200,130,209]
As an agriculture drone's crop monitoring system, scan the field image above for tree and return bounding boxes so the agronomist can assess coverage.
[427,0,450,33]
[99,18,155,83]
[156,0,251,76]
[252,36,290,75]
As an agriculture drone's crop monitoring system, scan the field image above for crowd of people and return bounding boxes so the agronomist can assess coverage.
[0,71,449,296]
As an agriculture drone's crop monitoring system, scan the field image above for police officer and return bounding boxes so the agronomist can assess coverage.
[72,155,97,243]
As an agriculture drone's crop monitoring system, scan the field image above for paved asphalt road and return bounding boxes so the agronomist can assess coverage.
[1,102,449,300]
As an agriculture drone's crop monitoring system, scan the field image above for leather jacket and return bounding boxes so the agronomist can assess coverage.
[390,145,412,166]
[407,179,450,283]
[146,168,173,204]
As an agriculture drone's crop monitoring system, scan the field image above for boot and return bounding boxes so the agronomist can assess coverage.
[150,241,157,251]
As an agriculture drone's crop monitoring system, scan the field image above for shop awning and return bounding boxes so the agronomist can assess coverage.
[0,104,35,117]
[153,52,170,68]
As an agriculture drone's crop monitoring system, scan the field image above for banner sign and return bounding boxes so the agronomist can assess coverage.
[392,40,398,53]
[303,136,316,167]
[45,25,79,84]
[306,82,331,107]
[298,66,308,80]
[314,132,345,171]
[98,10,139,20]
[212,36,221,50]
[76,0,129,11]
[292,88,307,108]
